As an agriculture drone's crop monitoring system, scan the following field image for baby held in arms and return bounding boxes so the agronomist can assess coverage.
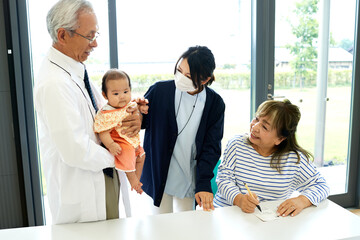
[94,69,148,193]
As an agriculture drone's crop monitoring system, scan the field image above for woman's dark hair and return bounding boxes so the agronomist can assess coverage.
[174,45,216,92]
[254,99,313,173]
[101,69,131,97]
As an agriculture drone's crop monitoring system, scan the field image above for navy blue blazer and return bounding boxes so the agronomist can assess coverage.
[141,80,225,207]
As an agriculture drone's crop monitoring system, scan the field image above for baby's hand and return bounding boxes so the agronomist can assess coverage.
[133,97,149,105]
[134,97,149,114]
[109,142,122,156]
[138,104,148,114]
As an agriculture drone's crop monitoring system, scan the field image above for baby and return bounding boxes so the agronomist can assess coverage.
[94,69,147,193]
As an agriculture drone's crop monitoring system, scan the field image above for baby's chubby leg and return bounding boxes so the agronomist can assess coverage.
[135,152,145,181]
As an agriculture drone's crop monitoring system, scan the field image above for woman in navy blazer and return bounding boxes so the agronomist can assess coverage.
[141,46,225,213]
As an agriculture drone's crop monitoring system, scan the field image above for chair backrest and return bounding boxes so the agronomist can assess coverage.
[210,159,221,195]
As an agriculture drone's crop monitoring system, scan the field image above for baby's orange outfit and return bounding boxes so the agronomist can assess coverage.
[94,102,144,172]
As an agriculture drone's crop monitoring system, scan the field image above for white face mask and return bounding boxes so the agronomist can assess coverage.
[174,71,197,92]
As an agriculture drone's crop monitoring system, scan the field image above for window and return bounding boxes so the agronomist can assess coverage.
[115,0,252,216]
[274,0,356,195]
[115,0,252,151]
[23,0,360,224]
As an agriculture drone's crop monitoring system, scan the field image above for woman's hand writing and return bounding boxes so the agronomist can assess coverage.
[233,193,259,213]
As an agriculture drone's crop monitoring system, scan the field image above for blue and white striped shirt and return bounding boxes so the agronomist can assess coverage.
[214,134,330,207]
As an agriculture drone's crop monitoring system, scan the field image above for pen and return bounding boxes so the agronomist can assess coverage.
[243,182,262,212]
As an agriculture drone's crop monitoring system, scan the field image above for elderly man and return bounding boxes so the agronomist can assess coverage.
[33,0,140,224]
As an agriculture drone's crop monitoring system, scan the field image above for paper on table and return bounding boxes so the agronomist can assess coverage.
[254,200,281,222]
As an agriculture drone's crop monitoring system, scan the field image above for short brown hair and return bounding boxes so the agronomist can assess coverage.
[255,99,313,172]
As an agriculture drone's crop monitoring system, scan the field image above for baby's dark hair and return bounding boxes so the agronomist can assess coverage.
[101,69,131,97]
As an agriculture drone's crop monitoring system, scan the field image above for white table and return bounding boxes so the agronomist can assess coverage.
[1,199,360,240]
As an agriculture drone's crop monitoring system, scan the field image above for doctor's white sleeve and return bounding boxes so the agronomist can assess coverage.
[35,75,114,172]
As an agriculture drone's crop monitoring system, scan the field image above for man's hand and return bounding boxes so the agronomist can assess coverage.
[122,106,142,138]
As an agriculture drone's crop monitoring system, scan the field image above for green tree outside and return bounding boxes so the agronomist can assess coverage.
[285,0,319,88]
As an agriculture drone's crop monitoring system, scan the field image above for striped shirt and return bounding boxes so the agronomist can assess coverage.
[214,134,330,207]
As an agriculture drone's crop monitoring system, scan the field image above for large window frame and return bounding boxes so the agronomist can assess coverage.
[4,0,44,226]
[252,0,360,207]
[329,0,360,207]
[3,0,360,227]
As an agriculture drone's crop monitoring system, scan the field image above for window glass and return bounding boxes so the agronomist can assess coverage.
[274,0,356,194]
[116,0,252,147]
[116,0,251,216]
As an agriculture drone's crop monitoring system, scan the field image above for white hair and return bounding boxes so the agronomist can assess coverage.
[46,0,94,43]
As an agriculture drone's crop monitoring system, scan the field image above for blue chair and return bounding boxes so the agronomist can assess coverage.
[211,160,221,195]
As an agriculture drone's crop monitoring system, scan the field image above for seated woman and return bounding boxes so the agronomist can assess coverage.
[214,99,330,217]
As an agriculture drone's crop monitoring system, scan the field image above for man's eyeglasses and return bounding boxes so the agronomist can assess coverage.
[70,30,99,43]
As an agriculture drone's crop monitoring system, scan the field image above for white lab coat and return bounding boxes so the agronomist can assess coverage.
[34,47,130,224]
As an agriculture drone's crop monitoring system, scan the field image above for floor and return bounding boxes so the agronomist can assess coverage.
[349,209,360,217]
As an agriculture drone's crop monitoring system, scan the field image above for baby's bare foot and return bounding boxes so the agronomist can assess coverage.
[127,173,143,194]
[132,182,143,194]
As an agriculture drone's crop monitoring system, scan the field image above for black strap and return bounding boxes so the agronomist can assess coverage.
[103,168,114,178]
[101,143,114,178]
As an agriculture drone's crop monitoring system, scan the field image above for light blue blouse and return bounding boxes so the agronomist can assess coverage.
[164,88,206,198]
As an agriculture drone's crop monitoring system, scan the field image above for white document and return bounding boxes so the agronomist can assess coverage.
[254,200,282,222]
